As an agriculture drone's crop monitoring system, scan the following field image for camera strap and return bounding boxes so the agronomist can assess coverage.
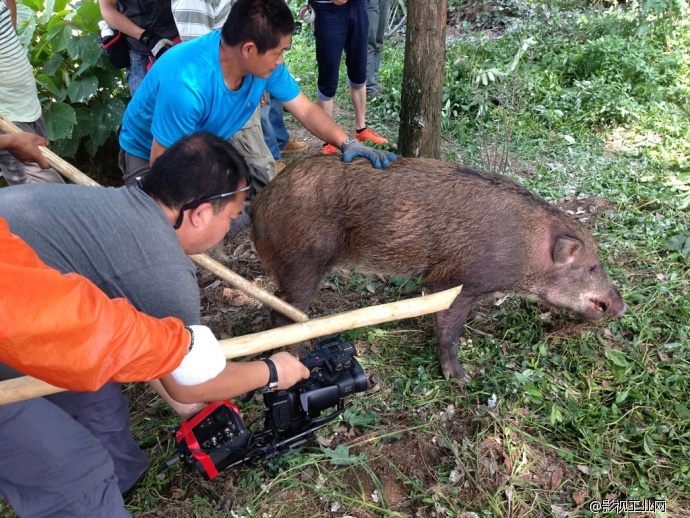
[175,400,239,479]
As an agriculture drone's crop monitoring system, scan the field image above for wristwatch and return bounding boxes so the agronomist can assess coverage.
[260,358,279,392]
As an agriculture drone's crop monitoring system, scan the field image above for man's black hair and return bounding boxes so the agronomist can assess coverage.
[221,0,295,54]
[140,132,252,212]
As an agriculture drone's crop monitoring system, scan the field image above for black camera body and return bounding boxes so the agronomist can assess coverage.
[172,335,367,479]
[265,335,368,432]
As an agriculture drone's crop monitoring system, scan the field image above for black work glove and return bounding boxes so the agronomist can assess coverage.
[341,136,398,169]
[139,29,174,59]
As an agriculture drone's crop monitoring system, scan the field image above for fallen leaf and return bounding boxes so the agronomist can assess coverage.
[449,469,463,484]
[576,465,590,475]
[572,490,587,505]
[300,467,315,481]
[551,466,564,489]
[502,450,512,472]
[316,435,332,447]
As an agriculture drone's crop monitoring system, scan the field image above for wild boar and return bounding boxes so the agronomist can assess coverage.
[249,157,627,381]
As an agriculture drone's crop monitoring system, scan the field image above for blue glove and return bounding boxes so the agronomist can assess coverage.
[341,137,397,169]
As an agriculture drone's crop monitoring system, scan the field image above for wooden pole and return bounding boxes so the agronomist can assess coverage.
[218,285,461,358]
[0,114,308,323]
[0,286,461,405]
[189,254,307,323]
[0,116,99,186]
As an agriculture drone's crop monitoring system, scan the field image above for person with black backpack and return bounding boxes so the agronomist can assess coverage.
[99,0,180,94]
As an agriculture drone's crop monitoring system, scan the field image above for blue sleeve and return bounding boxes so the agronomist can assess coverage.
[266,64,301,103]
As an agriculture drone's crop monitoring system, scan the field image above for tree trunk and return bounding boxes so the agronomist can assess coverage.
[398,0,447,158]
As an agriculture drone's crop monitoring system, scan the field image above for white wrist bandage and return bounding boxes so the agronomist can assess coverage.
[171,325,226,385]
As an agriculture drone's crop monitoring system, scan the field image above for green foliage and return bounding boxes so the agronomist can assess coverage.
[661,231,690,259]
[342,401,379,428]
[320,444,368,465]
[635,0,688,41]
[16,0,128,157]
[450,0,536,30]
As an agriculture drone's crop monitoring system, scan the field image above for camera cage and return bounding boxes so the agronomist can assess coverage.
[169,335,367,479]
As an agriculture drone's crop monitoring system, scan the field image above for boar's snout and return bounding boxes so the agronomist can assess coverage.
[584,290,627,321]
[605,294,627,319]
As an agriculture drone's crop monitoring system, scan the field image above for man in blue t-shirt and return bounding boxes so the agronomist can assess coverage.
[118,0,396,189]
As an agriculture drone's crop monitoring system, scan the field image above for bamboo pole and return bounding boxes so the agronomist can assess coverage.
[0,286,461,405]
[0,114,308,323]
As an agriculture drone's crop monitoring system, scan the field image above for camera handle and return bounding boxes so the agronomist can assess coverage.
[239,401,345,468]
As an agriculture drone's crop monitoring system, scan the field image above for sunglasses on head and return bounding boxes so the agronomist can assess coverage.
[172,182,252,229]
[136,176,253,229]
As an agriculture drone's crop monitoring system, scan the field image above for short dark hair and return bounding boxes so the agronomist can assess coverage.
[141,132,252,213]
[221,0,295,54]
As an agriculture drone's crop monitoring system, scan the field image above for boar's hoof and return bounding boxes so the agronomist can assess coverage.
[442,361,471,384]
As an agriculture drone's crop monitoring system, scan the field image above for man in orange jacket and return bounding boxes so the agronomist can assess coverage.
[0,132,224,390]
[0,132,309,517]
[1,214,206,390]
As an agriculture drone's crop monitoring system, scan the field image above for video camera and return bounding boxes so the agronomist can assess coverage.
[169,334,368,479]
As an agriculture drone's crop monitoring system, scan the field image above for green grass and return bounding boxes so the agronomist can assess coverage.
[198,3,689,515]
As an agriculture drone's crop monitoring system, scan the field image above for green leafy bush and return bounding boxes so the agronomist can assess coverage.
[434,6,689,136]
[16,0,128,157]
[449,0,535,30]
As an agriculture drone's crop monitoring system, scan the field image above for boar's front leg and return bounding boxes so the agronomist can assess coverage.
[268,255,335,328]
[430,287,475,383]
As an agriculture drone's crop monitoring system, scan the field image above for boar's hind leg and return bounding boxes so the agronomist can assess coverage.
[431,289,475,383]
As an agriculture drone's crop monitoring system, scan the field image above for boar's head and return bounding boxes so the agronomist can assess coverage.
[534,234,627,321]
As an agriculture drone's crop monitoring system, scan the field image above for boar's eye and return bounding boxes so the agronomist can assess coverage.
[588,265,599,274]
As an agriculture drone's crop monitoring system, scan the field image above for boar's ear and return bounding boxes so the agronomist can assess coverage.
[553,236,583,265]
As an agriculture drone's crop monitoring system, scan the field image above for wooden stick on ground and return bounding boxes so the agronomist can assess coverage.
[0,286,461,405]
[0,114,308,323]
[189,254,307,323]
